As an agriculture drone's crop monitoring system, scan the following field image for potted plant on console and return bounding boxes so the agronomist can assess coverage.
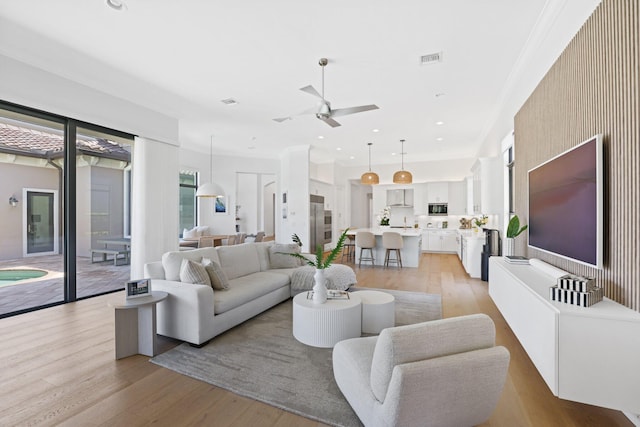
[505,215,528,256]
[284,229,349,304]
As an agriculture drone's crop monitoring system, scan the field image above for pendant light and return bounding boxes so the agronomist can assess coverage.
[196,136,225,198]
[392,139,412,184]
[361,142,380,185]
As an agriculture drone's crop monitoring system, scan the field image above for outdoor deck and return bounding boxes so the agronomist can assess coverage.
[0,255,130,316]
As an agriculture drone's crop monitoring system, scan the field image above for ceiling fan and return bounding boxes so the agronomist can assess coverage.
[273,58,379,128]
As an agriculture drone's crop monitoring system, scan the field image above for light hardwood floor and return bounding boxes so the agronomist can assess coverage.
[0,253,633,426]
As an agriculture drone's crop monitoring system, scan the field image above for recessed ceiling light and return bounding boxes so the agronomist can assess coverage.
[221,98,238,105]
[336,147,342,151]
[106,0,126,10]
[391,152,397,156]
[318,135,324,139]
[349,156,355,160]
[372,129,380,133]
[436,121,444,125]
[436,137,444,141]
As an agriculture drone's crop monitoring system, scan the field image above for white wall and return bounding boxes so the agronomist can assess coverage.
[179,148,280,236]
[0,54,179,145]
[280,146,310,251]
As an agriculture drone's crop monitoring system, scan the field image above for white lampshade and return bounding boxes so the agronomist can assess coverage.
[196,137,225,198]
[196,181,225,198]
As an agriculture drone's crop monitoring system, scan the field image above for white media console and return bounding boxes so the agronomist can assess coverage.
[489,257,640,414]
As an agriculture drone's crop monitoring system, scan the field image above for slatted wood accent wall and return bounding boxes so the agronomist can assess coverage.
[514,0,639,311]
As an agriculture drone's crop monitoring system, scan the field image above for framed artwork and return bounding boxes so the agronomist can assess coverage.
[214,196,228,214]
[126,278,151,299]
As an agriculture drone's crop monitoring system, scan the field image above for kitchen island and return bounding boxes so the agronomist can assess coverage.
[347,228,422,268]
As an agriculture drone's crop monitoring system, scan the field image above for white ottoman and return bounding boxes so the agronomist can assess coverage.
[356,290,395,334]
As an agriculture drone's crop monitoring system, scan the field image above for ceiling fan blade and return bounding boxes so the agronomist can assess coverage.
[331,104,379,118]
[273,117,292,123]
[322,117,342,128]
[300,85,323,99]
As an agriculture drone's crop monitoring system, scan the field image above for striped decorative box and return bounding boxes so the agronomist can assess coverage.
[550,285,604,307]
[557,274,596,293]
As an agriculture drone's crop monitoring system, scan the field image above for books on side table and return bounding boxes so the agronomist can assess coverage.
[504,255,529,265]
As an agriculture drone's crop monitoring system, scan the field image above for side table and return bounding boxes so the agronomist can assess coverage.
[108,291,168,359]
[354,290,395,334]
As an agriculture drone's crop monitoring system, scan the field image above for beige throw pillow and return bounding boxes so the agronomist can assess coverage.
[202,258,230,290]
[269,243,302,269]
[179,259,211,286]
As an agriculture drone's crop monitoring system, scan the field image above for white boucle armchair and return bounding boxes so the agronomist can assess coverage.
[332,314,510,427]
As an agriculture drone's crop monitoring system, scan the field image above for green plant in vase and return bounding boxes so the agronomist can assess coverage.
[284,229,350,304]
[505,215,528,256]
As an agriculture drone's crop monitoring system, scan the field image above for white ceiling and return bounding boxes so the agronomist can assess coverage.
[0,1,600,166]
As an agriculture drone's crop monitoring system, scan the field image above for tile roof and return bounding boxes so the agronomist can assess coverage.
[0,122,131,161]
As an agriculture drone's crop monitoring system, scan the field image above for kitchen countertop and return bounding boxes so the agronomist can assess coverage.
[347,227,422,237]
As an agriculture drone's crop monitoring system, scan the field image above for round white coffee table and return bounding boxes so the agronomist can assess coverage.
[292,292,362,348]
[354,290,395,334]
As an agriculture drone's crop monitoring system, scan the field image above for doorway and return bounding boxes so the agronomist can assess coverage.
[24,189,59,256]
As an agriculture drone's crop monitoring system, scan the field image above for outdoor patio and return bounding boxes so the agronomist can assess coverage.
[0,255,130,316]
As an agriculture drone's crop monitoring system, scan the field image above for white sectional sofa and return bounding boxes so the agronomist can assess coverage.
[144,241,355,346]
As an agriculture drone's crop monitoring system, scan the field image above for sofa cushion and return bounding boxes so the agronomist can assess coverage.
[162,247,220,281]
[216,244,261,280]
[202,258,230,290]
[183,227,200,239]
[179,259,211,286]
[254,241,275,271]
[269,243,302,269]
[214,271,290,314]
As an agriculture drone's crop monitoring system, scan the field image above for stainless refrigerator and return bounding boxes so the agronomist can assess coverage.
[309,195,326,251]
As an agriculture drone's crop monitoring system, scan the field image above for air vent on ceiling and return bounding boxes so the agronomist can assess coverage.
[221,98,238,105]
[420,52,442,65]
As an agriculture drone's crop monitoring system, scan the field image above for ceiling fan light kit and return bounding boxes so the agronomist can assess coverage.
[393,139,413,184]
[196,137,225,198]
[273,58,379,128]
[361,142,379,185]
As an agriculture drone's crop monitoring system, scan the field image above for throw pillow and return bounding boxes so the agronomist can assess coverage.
[202,258,230,290]
[269,243,302,269]
[179,259,211,286]
[183,227,200,239]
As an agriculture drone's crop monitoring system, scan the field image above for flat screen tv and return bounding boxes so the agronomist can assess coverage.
[528,134,603,269]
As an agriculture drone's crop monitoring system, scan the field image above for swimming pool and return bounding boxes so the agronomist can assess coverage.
[0,269,48,287]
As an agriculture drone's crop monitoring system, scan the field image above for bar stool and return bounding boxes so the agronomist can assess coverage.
[356,231,376,267]
[382,232,403,268]
[341,231,356,263]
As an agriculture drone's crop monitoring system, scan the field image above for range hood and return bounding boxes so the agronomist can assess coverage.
[387,189,414,207]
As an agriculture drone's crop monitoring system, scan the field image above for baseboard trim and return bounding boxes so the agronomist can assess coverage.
[624,411,640,427]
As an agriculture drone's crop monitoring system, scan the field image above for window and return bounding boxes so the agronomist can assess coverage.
[179,171,198,235]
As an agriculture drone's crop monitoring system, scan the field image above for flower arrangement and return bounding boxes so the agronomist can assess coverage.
[379,206,391,226]
[474,214,488,228]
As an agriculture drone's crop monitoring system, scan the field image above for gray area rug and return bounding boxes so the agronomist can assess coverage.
[151,288,442,427]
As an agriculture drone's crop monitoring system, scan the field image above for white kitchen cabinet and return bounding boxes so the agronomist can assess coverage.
[427,182,448,203]
[421,231,429,251]
[469,157,503,215]
[447,181,466,214]
[424,230,458,253]
[413,183,427,215]
[461,234,483,278]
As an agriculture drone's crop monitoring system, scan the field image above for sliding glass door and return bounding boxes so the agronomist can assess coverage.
[0,102,134,317]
